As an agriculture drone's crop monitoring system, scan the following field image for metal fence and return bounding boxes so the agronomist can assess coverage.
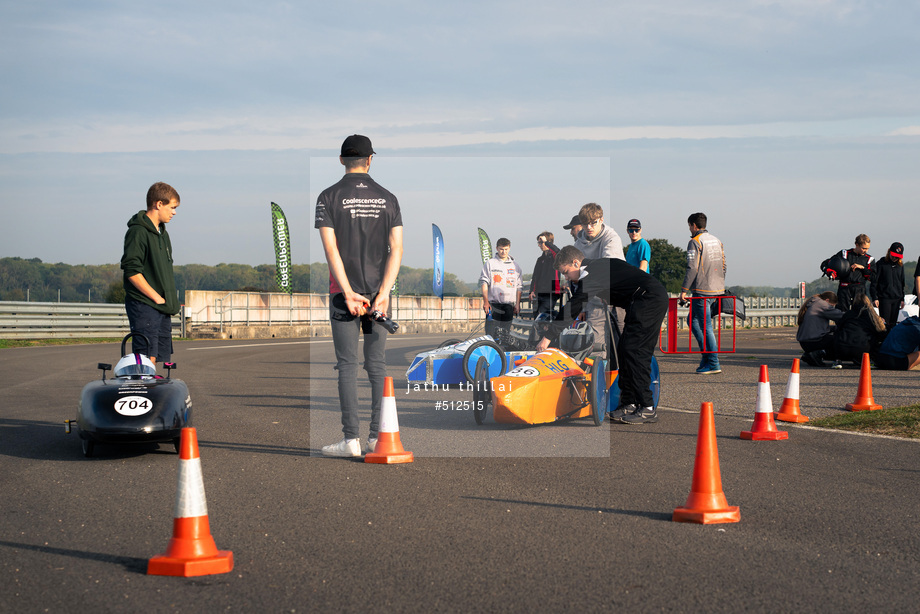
[0,301,182,339]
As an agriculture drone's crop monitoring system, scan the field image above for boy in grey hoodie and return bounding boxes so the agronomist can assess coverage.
[573,203,626,346]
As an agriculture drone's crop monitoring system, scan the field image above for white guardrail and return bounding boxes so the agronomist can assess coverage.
[1,294,802,339]
[0,301,183,339]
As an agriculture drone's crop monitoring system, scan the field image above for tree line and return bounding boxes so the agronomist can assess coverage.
[3,245,912,303]
[0,257,473,303]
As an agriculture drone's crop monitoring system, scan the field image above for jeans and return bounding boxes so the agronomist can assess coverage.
[535,293,562,320]
[690,294,720,369]
[330,294,387,440]
[124,297,173,362]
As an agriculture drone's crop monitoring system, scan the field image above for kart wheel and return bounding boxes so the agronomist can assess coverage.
[472,356,491,425]
[173,437,181,453]
[463,339,506,384]
[438,338,462,348]
[589,358,608,426]
[81,438,95,458]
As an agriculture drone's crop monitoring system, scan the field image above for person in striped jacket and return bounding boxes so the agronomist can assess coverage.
[679,212,726,374]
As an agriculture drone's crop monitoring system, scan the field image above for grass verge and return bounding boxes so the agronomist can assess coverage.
[810,405,920,439]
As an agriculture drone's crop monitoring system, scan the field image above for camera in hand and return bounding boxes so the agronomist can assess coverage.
[370,310,399,334]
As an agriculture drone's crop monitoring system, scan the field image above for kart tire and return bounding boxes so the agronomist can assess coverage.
[81,438,94,458]
[473,356,490,425]
[589,358,608,426]
[438,338,462,348]
[462,340,507,384]
[173,437,181,453]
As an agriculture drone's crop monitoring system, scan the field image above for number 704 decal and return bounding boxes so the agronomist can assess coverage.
[114,396,153,416]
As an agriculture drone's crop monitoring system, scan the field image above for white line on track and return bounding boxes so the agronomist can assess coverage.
[659,406,920,443]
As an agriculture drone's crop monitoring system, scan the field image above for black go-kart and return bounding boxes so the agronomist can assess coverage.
[66,333,192,457]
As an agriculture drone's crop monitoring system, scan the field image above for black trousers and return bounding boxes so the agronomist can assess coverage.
[836,283,865,311]
[878,299,901,329]
[487,302,514,342]
[799,334,837,360]
[615,289,669,408]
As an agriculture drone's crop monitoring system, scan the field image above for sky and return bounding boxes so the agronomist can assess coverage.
[1,0,918,288]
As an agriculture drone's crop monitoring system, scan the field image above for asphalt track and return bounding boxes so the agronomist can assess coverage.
[2,329,919,613]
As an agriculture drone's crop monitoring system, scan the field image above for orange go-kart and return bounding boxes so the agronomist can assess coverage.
[470,322,615,426]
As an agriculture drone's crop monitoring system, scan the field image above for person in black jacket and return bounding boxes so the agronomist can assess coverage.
[535,246,669,425]
[821,234,873,311]
[871,242,906,329]
[527,231,563,320]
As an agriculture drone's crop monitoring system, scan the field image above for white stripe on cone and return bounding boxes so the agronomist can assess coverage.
[378,396,399,433]
[174,457,209,519]
[783,372,800,401]
[755,381,773,414]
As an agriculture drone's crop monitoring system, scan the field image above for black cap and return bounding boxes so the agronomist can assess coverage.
[889,242,904,259]
[627,218,641,229]
[563,214,582,229]
[341,134,375,157]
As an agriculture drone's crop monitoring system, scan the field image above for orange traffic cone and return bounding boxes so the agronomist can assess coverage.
[845,353,882,412]
[673,402,740,524]
[775,358,809,423]
[148,428,233,577]
[740,365,788,440]
[365,377,414,464]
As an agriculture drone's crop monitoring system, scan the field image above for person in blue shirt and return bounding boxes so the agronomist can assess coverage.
[625,218,651,273]
[875,316,920,371]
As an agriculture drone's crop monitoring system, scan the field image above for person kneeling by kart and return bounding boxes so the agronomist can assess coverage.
[875,316,920,371]
[536,246,669,425]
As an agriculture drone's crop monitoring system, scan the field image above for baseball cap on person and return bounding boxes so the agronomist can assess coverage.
[889,242,904,259]
[341,134,375,157]
[627,219,641,229]
[563,215,582,229]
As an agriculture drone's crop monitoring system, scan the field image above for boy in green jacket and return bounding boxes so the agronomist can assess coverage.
[120,182,181,365]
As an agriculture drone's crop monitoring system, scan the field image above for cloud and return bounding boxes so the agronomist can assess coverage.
[888,126,920,136]
[2,0,919,155]
[3,110,919,155]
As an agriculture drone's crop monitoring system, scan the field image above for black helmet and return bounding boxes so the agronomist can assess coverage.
[822,253,850,280]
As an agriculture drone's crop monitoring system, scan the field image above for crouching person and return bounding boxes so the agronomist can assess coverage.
[875,316,920,371]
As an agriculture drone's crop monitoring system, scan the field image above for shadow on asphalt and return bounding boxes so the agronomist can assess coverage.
[199,439,312,457]
[0,418,172,461]
[461,496,673,521]
[0,539,148,574]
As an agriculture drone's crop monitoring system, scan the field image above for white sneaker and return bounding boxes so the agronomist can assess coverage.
[322,438,361,457]
[366,438,378,453]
